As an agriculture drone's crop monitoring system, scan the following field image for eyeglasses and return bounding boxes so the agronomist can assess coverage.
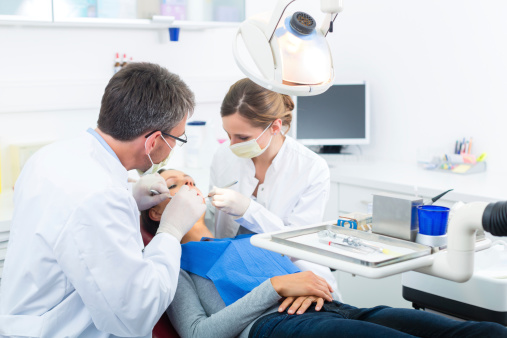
[145,130,187,147]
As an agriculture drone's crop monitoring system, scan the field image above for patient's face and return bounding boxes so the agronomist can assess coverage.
[150,169,204,218]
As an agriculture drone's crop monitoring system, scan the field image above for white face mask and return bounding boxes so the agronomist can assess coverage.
[138,135,174,176]
[229,123,273,159]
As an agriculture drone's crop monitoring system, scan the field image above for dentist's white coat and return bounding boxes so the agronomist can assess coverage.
[0,132,180,337]
[209,136,341,300]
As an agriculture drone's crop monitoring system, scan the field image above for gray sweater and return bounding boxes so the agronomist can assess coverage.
[167,270,281,338]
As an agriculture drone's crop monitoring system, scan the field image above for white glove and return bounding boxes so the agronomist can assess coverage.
[209,187,251,217]
[157,185,206,241]
[132,173,171,211]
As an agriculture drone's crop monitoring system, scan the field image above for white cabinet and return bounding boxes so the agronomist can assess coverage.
[334,271,412,309]
[0,0,246,29]
[324,160,506,309]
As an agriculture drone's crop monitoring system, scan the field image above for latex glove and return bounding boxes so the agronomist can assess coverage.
[157,185,207,241]
[209,187,250,217]
[132,173,171,211]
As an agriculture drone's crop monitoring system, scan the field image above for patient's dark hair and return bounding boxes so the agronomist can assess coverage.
[98,62,195,141]
[140,169,167,237]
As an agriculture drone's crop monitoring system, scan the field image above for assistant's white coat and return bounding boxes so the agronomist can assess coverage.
[209,135,341,299]
[0,132,181,337]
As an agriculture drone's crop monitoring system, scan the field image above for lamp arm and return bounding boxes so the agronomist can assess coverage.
[321,12,340,36]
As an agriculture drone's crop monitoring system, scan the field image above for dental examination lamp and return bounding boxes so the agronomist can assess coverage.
[232,0,343,96]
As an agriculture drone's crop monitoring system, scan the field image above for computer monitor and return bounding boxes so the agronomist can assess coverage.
[293,83,370,152]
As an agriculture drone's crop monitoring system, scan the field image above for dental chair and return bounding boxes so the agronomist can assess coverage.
[140,221,180,338]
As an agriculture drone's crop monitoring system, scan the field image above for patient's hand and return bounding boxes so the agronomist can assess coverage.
[278,296,325,315]
[270,271,333,303]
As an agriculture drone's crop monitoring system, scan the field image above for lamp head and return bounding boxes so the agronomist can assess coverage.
[274,13,332,87]
[233,1,342,96]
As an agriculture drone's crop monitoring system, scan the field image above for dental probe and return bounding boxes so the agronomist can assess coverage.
[207,180,239,197]
[150,189,172,198]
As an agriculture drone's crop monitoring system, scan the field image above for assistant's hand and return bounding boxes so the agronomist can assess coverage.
[278,296,325,315]
[157,185,207,241]
[270,271,333,302]
[132,173,171,211]
[209,187,250,217]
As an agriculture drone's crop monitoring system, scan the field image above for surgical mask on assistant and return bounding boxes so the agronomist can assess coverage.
[229,123,273,159]
[139,135,174,176]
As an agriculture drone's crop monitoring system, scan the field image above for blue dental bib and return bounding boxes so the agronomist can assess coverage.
[181,234,300,305]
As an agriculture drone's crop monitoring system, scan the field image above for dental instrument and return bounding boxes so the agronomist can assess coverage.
[318,238,366,254]
[319,230,399,255]
[423,189,453,205]
[149,189,172,198]
[207,180,239,197]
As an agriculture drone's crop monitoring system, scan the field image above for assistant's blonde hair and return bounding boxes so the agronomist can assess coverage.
[220,78,293,133]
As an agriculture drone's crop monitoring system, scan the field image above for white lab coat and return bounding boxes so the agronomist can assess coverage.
[209,136,342,300]
[0,132,180,338]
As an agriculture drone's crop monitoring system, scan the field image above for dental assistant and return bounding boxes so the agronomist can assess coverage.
[0,63,205,337]
[209,78,339,298]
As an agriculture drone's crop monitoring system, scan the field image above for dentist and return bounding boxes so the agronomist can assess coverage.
[209,78,340,299]
[0,63,205,337]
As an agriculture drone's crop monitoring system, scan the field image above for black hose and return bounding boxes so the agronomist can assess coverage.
[482,201,507,236]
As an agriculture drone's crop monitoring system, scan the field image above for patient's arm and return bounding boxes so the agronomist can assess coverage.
[168,270,334,338]
[180,213,213,244]
[167,270,280,338]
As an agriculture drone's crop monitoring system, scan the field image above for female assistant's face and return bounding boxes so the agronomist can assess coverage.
[222,113,272,147]
[149,170,203,219]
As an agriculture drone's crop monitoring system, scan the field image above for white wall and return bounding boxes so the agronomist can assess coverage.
[329,0,507,173]
[2,0,507,190]
[252,0,507,174]
[0,23,244,190]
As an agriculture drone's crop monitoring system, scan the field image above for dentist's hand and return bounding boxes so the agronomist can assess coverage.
[132,173,171,211]
[209,187,250,217]
[157,185,206,241]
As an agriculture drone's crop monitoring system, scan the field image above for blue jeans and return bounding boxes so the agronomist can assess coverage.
[249,301,507,338]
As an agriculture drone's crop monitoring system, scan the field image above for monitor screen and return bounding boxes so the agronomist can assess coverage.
[294,83,369,146]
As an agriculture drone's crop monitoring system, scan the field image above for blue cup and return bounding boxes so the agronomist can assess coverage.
[417,205,450,236]
[169,27,180,41]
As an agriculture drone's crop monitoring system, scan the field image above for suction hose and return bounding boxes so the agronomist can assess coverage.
[483,201,507,236]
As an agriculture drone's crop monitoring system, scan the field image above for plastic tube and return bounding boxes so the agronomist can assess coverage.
[483,201,507,236]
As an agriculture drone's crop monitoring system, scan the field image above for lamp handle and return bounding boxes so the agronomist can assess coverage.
[232,29,334,96]
[264,0,296,42]
[232,29,275,91]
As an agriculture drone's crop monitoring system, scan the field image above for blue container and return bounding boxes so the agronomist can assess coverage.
[169,27,180,41]
[417,205,450,236]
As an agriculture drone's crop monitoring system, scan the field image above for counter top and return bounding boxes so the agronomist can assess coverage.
[327,159,506,203]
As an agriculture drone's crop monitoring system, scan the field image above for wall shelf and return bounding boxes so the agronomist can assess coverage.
[0,16,240,30]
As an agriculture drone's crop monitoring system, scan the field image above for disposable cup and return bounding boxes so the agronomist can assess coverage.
[417,205,450,236]
[169,27,180,41]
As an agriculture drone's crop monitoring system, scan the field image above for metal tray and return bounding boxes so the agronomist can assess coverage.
[271,224,432,268]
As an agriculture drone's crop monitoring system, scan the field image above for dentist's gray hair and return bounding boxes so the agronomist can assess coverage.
[98,62,195,141]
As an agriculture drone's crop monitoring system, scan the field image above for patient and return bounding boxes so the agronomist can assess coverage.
[141,169,212,243]
[145,171,507,338]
